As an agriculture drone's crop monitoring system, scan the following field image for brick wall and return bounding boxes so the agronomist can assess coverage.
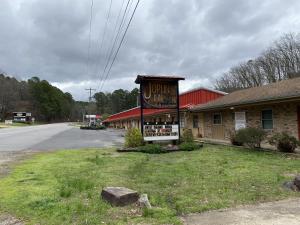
[181,112,205,138]
[200,101,300,140]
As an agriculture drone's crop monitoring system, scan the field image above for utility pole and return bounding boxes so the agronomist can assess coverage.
[136,91,140,107]
[85,88,96,102]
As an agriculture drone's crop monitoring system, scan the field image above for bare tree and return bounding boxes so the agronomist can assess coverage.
[215,33,300,92]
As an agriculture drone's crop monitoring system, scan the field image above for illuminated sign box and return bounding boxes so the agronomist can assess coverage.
[144,123,179,141]
[135,75,185,141]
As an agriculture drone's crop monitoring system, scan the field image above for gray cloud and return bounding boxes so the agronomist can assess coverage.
[1,0,300,100]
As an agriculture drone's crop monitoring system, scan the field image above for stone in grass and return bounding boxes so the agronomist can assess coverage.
[101,187,139,206]
[283,181,298,191]
[294,175,300,190]
[138,194,152,208]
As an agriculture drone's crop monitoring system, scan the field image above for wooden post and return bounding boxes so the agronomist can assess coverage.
[140,82,144,136]
[176,82,181,143]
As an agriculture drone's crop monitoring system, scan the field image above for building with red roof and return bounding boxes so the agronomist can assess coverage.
[104,87,226,137]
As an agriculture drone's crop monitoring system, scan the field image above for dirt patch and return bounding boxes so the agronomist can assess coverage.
[0,151,33,177]
[182,198,300,225]
[0,151,33,225]
[0,214,24,225]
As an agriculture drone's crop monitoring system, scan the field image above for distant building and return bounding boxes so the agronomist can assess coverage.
[84,114,102,126]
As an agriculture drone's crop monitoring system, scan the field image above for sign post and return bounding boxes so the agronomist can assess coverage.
[139,82,144,135]
[135,75,185,142]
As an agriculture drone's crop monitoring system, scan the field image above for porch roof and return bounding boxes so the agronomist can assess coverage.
[191,77,300,111]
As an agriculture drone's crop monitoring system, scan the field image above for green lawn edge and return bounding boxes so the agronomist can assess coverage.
[0,145,299,224]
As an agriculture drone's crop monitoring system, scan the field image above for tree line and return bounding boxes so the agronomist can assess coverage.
[0,75,75,122]
[0,74,139,122]
[215,33,300,93]
[93,88,139,116]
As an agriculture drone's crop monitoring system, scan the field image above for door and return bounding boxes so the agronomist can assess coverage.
[212,112,225,140]
[212,126,225,139]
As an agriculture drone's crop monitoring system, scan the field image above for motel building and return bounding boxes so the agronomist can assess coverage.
[104,76,300,142]
[104,85,226,138]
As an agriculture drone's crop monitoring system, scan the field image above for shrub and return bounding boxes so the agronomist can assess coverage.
[181,129,194,143]
[229,131,243,146]
[269,132,300,153]
[95,125,106,130]
[80,125,106,130]
[124,128,144,148]
[179,142,198,151]
[235,127,266,149]
[138,144,166,154]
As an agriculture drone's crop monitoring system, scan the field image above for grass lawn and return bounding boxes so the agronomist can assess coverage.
[0,122,37,128]
[0,145,299,224]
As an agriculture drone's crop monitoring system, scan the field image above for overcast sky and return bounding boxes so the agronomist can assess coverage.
[1,0,300,100]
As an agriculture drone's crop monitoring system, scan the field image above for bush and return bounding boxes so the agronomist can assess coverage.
[269,132,300,153]
[235,127,266,149]
[229,131,243,146]
[138,144,166,154]
[124,128,144,148]
[181,129,194,143]
[80,125,106,130]
[179,142,198,151]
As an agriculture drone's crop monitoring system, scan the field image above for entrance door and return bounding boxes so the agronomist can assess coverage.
[298,107,300,140]
[212,126,225,139]
[212,113,225,140]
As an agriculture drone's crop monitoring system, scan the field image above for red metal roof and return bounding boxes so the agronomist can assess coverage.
[104,87,226,122]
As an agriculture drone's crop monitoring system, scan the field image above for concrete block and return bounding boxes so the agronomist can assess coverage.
[101,187,139,206]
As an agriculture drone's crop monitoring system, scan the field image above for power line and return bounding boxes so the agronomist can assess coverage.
[97,0,131,91]
[85,88,96,102]
[86,0,94,77]
[92,0,113,77]
[107,0,127,55]
[99,0,140,91]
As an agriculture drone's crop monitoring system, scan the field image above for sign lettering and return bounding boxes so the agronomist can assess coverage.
[143,123,179,141]
[142,81,178,109]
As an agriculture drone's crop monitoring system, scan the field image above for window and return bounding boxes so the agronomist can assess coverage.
[180,116,185,128]
[213,113,222,125]
[262,110,273,129]
[193,115,199,128]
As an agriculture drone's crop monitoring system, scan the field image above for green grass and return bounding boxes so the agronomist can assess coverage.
[0,145,299,224]
[0,122,39,128]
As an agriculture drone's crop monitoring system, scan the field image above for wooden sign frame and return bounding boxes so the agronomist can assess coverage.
[135,75,185,141]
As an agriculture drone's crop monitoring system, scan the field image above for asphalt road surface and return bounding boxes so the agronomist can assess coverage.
[0,123,124,152]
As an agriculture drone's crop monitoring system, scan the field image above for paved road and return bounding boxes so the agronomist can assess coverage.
[0,123,124,152]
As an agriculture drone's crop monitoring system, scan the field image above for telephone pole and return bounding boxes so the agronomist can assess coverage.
[85,88,96,102]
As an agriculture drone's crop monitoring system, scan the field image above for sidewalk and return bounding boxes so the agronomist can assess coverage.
[182,198,300,225]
